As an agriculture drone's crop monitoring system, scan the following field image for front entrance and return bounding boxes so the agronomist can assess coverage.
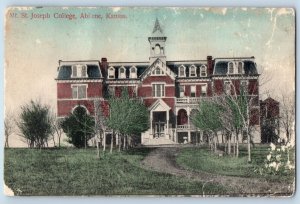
[153,111,166,138]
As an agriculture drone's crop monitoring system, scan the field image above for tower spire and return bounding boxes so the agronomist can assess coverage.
[152,18,163,34]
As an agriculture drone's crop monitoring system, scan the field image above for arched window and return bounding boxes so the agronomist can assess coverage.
[178,65,186,77]
[228,62,234,74]
[154,44,161,55]
[108,67,115,79]
[155,67,161,75]
[200,65,207,77]
[189,65,197,77]
[119,66,126,79]
[238,62,244,74]
[130,66,137,78]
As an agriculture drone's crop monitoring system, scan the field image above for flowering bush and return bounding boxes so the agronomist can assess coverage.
[261,142,294,175]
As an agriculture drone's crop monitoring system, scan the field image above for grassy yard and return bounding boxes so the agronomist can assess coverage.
[5,148,227,196]
[176,145,295,183]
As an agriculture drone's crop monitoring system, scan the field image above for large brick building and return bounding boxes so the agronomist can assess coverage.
[56,19,260,145]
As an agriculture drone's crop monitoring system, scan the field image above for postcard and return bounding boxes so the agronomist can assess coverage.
[4,7,295,196]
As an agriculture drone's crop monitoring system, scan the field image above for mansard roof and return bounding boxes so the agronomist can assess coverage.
[213,57,258,76]
[166,60,208,78]
[57,60,102,80]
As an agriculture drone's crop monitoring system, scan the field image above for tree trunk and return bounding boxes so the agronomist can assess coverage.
[236,131,239,157]
[228,134,231,155]
[233,133,236,155]
[247,128,251,162]
[110,132,114,154]
[97,142,100,158]
[214,132,217,152]
[118,133,122,152]
[123,135,126,150]
[103,132,106,152]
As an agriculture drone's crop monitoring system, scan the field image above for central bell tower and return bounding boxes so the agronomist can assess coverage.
[148,18,167,64]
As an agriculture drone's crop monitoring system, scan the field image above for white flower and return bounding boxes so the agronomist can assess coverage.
[277,148,281,152]
[276,155,281,161]
[286,161,295,170]
[267,154,271,161]
[275,163,281,171]
[281,146,286,152]
[269,162,277,168]
[270,143,276,151]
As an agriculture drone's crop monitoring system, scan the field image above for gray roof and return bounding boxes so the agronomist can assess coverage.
[214,60,258,75]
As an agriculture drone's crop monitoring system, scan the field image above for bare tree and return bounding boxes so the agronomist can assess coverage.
[4,112,15,148]
[280,92,295,144]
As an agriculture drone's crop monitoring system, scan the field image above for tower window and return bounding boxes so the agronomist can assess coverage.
[154,44,161,55]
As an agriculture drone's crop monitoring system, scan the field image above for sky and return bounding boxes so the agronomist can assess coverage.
[4,7,295,146]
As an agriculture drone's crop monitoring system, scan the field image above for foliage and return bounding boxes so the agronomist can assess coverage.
[107,89,149,136]
[4,148,227,195]
[191,100,222,133]
[259,142,295,175]
[17,100,53,148]
[61,106,95,148]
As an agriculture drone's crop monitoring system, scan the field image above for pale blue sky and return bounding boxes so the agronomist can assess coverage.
[5,7,295,141]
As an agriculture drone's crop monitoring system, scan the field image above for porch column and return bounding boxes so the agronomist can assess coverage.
[166,110,169,138]
[188,131,191,143]
[150,111,153,136]
[116,133,119,145]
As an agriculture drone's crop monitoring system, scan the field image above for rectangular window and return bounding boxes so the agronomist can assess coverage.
[224,81,231,94]
[72,85,87,99]
[179,85,185,97]
[191,85,196,97]
[152,84,165,97]
[72,66,77,77]
[241,80,248,93]
[201,84,207,96]
[108,86,115,96]
[72,65,87,78]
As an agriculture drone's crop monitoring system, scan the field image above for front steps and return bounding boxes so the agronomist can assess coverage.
[142,136,177,146]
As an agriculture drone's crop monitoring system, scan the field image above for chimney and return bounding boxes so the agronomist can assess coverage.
[101,58,108,78]
[207,56,213,75]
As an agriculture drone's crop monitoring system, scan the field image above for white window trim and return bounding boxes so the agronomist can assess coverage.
[200,65,207,77]
[237,61,244,74]
[151,65,165,76]
[71,64,87,78]
[190,85,196,97]
[71,105,90,115]
[71,84,88,99]
[224,81,231,94]
[108,66,115,79]
[178,65,186,77]
[130,66,137,78]
[179,85,185,97]
[119,66,126,79]
[228,62,235,74]
[151,82,166,98]
[189,65,197,77]
[201,84,207,96]
[240,80,248,92]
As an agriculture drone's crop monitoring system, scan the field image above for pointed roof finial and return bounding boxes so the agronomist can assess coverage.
[152,18,163,34]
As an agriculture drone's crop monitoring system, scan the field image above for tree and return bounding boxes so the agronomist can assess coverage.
[49,112,63,148]
[191,99,223,152]
[4,112,15,148]
[280,93,295,144]
[107,88,149,153]
[61,106,95,148]
[17,100,53,148]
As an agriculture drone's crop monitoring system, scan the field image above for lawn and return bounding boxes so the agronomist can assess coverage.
[176,144,295,183]
[4,148,228,196]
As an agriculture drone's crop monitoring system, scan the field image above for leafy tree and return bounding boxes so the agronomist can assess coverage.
[17,100,53,148]
[107,88,149,152]
[61,106,95,148]
[191,100,223,152]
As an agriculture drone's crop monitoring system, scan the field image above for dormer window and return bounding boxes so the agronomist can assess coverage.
[151,66,164,76]
[238,62,244,74]
[72,64,87,78]
[200,65,207,77]
[119,66,126,79]
[189,65,197,77]
[130,66,137,78]
[178,65,186,77]
[228,62,234,74]
[108,67,115,79]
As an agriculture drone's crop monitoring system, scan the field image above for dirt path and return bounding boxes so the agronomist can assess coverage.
[141,147,294,196]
